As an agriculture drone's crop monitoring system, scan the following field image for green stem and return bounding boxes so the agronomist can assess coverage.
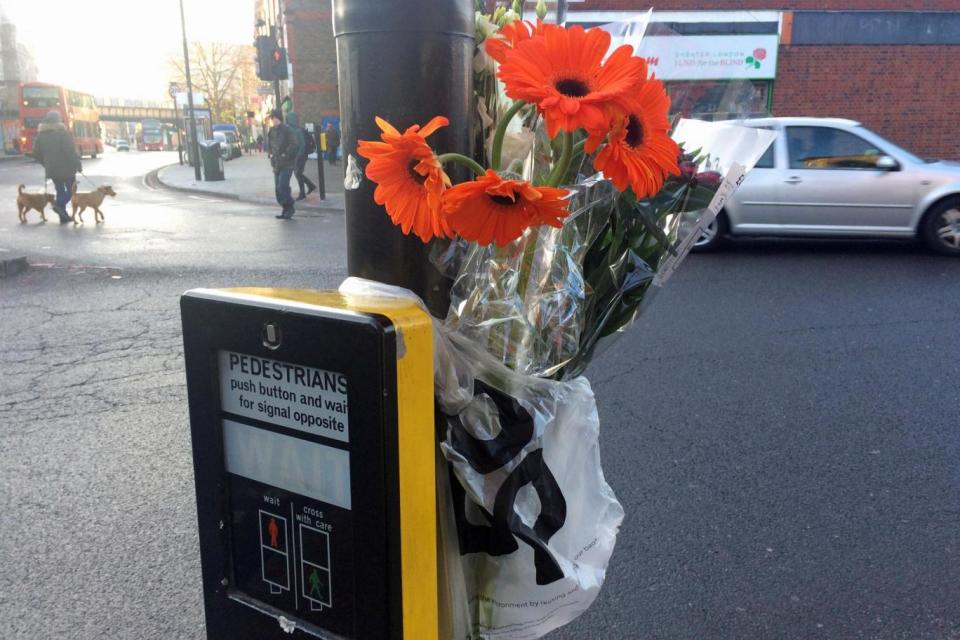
[491,101,526,171]
[544,131,573,187]
[436,153,486,177]
[505,227,541,370]
[572,138,587,157]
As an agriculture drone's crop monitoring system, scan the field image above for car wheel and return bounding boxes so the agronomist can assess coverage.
[921,198,960,256]
[690,212,728,253]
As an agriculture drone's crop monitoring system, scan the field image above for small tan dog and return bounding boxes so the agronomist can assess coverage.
[16,184,56,223]
[71,183,117,224]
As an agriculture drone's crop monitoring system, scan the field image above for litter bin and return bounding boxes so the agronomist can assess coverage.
[199,140,224,181]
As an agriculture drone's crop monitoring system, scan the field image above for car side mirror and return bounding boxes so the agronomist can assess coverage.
[876,155,899,171]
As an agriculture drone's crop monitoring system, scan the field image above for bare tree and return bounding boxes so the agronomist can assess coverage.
[169,43,254,124]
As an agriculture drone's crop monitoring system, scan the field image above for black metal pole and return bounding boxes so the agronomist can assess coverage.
[173,98,183,165]
[314,125,326,200]
[334,0,473,316]
[179,0,201,181]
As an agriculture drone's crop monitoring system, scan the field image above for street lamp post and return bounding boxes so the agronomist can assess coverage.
[179,0,202,181]
[173,98,183,165]
[333,0,474,316]
[169,82,183,165]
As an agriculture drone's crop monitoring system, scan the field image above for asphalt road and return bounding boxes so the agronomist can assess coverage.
[2,150,959,639]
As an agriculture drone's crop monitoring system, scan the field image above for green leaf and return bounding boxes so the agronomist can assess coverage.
[746,56,754,64]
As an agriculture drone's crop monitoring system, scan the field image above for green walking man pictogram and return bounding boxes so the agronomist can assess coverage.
[308,568,323,599]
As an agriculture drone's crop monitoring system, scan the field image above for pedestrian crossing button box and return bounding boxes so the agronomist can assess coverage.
[181,288,437,639]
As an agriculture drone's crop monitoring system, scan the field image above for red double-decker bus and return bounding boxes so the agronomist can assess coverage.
[18,82,104,158]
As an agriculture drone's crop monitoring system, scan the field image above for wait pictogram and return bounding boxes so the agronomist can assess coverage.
[260,510,290,595]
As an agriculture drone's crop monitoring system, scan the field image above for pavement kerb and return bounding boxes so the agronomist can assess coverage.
[152,164,346,214]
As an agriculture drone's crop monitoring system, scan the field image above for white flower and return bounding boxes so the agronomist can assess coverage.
[536,0,548,20]
[473,49,496,75]
[475,12,498,42]
[498,9,520,28]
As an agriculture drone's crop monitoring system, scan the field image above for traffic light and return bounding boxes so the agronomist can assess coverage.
[255,35,288,81]
[272,47,289,81]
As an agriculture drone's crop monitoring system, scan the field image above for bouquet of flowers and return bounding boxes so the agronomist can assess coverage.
[353,2,774,638]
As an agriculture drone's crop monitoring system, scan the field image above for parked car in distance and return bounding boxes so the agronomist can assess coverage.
[212,131,241,160]
[695,117,960,256]
[115,139,130,152]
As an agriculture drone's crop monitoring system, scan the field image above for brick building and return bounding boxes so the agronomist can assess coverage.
[269,1,960,159]
[254,0,339,128]
[567,1,960,159]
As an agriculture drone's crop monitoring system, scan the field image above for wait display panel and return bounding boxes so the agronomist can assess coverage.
[182,288,435,640]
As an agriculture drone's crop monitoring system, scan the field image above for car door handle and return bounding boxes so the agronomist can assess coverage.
[784,177,803,185]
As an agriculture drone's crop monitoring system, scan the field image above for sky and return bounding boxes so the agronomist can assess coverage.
[1,0,254,102]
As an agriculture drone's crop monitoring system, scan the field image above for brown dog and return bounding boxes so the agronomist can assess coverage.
[71,183,117,224]
[16,184,56,223]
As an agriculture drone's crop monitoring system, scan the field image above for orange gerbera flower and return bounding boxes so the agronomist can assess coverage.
[484,19,546,64]
[356,116,451,242]
[497,25,649,139]
[592,78,680,198]
[442,170,569,247]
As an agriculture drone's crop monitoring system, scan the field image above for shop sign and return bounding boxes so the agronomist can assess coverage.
[632,34,779,81]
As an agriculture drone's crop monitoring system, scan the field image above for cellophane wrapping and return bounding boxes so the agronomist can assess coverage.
[430,118,774,639]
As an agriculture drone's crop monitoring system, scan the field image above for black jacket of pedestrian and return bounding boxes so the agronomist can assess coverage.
[268,121,298,172]
[33,122,82,181]
[326,127,340,150]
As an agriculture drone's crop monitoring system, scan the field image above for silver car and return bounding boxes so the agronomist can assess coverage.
[696,117,960,256]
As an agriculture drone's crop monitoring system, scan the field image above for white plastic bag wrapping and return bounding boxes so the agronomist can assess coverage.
[436,328,624,640]
[339,278,624,640]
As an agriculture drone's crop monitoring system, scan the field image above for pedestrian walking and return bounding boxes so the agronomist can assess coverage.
[256,134,263,153]
[31,111,81,224]
[267,108,298,220]
[324,123,340,166]
[285,111,316,201]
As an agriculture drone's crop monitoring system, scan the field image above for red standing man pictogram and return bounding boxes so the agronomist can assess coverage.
[268,517,280,548]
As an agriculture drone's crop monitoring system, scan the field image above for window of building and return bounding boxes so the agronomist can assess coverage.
[666,80,771,121]
[786,126,884,170]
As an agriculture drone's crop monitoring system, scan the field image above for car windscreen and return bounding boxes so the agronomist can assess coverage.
[856,126,924,164]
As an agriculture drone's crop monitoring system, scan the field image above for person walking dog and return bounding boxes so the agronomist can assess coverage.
[31,111,82,224]
[267,108,298,219]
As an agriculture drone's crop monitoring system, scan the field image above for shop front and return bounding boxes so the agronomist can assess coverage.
[574,11,781,121]
[636,33,779,120]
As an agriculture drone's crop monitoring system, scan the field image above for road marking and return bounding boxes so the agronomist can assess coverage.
[187,195,225,203]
